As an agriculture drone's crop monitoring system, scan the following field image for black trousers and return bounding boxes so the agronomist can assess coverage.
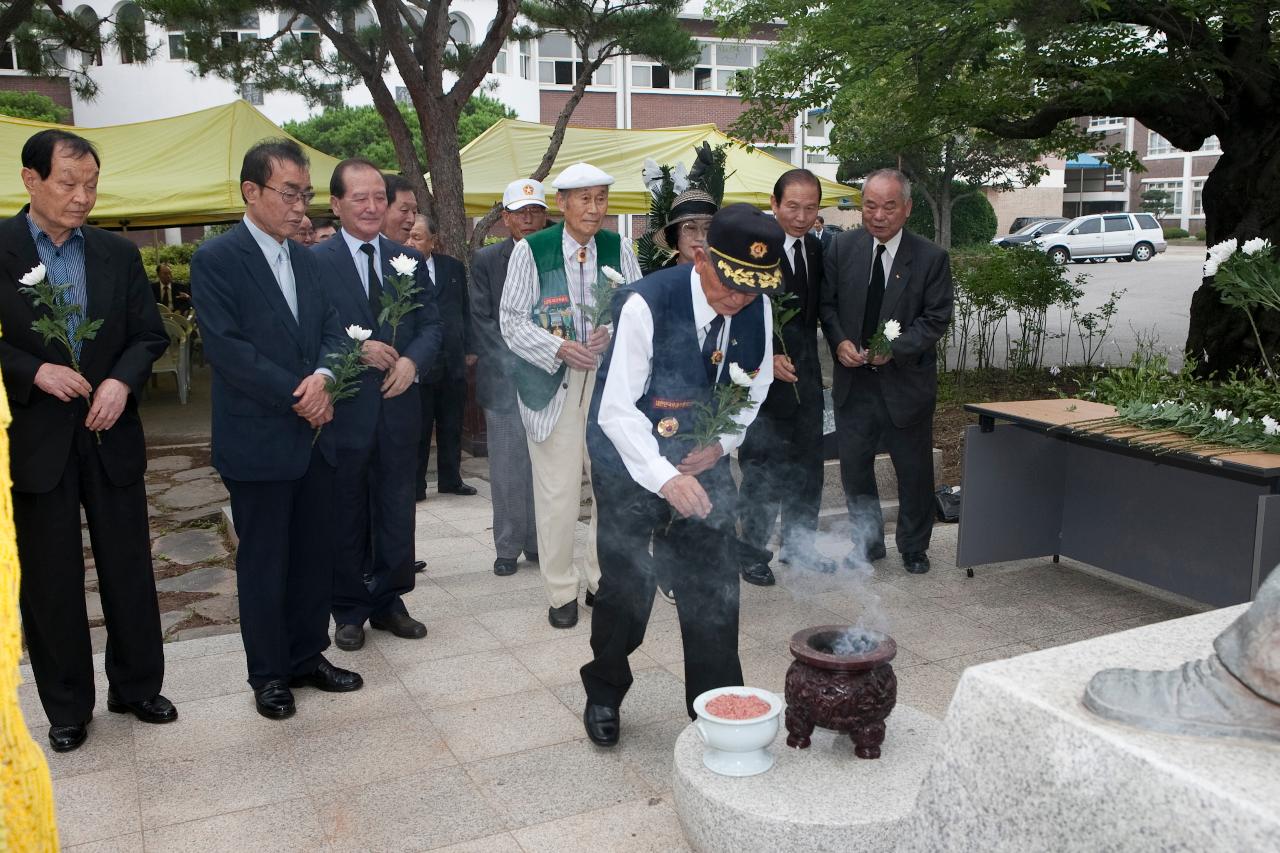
[16,427,164,726]
[222,448,335,689]
[331,433,417,626]
[737,403,824,554]
[416,372,467,492]
[581,461,743,719]
[835,370,935,554]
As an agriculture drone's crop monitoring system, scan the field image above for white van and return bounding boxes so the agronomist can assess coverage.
[1031,212,1167,265]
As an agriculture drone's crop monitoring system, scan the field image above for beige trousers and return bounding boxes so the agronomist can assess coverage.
[527,368,600,608]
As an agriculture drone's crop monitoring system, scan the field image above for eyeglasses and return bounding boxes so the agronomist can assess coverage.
[261,184,316,206]
[679,220,711,237]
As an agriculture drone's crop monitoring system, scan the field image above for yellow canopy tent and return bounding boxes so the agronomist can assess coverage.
[0,100,342,228]
[457,119,855,216]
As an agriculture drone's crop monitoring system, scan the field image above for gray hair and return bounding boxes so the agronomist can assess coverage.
[863,168,911,203]
[415,213,437,235]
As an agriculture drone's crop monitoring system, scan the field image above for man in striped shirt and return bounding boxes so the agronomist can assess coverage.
[499,163,642,628]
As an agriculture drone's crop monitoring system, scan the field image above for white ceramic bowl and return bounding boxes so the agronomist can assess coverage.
[692,685,784,777]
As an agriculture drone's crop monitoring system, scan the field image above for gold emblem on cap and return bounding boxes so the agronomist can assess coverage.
[522,184,534,195]
[656,417,679,438]
[748,241,768,259]
[715,258,782,291]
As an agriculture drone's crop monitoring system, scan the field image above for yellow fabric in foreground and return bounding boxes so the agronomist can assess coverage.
[456,119,858,216]
[0,326,59,852]
[0,100,342,228]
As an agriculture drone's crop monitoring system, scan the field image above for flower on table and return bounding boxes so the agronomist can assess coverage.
[388,254,418,276]
[346,325,372,342]
[728,362,755,388]
[19,263,46,286]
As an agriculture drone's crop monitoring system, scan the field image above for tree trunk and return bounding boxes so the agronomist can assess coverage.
[420,99,469,258]
[936,183,953,250]
[1184,117,1280,375]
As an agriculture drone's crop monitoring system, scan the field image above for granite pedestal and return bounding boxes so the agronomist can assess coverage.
[672,703,940,852]
[896,606,1280,852]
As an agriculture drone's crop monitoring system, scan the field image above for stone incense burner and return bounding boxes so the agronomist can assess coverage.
[784,625,898,759]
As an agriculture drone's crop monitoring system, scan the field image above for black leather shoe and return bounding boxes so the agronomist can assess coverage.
[289,658,363,692]
[254,680,296,719]
[414,560,427,573]
[867,542,888,562]
[524,550,539,564]
[584,590,595,608]
[370,611,428,640]
[741,561,776,586]
[584,703,620,747]
[549,600,579,628]
[903,552,931,574]
[48,723,88,752]
[780,547,837,574]
[440,482,478,496]
[106,691,177,724]
[494,557,518,576]
[334,623,365,651]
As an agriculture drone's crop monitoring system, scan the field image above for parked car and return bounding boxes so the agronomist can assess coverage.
[1009,215,1059,233]
[991,218,1069,248]
[1030,212,1167,265]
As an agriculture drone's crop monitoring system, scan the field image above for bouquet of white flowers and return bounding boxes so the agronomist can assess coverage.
[1205,236,1279,376]
[867,319,901,359]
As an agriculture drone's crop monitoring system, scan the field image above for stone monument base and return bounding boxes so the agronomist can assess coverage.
[672,703,940,853]
[897,605,1280,852]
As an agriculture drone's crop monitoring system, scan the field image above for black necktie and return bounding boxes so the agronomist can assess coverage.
[702,315,725,384]
[791,239,808,303]
[359,243,382,322]
[862,244,886,347]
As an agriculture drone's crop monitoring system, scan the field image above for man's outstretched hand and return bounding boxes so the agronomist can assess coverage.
[660,473,712,520]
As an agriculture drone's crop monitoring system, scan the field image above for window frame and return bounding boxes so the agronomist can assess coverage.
[629,38,766,94]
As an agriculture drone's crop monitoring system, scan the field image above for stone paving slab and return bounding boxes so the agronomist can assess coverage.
[153,529,228,565]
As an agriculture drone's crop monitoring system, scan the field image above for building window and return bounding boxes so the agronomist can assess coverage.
[537,33,614,86]
[1143,180,1184,214]
[448,14,471,48]
[239,82,263,105]
[1146,131,1176,156]
[220,13,259,50]
[631,40,762,93]
[1190,179,1206,216]
[757,144,794,165]
[74,6,103,66]
[1104,165,1124,186]
[1198,135,1221,153]
[167,30,186,60]
[519,41,531,79]
[116,2,146,64]
[493,46,507,74]
[805,112,830,139]
[0,40,14,69]
[395,86,410,104]
[1088,116,1125,130]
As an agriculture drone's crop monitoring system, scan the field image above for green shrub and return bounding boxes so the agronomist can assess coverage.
[1194,231,1207,241]
[139,244,198,283]
[0,91,69,123]
[905,184,997,247]
[1163,227,1189,239]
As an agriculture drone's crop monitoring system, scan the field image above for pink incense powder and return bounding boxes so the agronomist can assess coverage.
[705,693,771,720]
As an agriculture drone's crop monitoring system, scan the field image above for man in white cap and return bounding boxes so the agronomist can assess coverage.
[500,163,642,628]
[472,179,548,577]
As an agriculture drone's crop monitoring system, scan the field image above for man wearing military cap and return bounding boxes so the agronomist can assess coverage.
[500,163,642,628]
[579,203,780,746]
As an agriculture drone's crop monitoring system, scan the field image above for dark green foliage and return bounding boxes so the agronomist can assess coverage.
[905,185,997,247]
[0,90,69,122]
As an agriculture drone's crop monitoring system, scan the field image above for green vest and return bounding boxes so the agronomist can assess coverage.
[513,223,622,412]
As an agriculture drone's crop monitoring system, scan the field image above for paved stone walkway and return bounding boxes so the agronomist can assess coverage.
[25,476,1200,851]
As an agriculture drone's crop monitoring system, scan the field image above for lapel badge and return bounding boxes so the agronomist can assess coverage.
[710,350,724,365]
[656,417,680,438]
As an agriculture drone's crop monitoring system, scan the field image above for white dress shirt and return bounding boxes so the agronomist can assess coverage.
[243,215,298,320]
[500,229,643,442]
[872,228,904,282]
[596,267,774,495]
[340,228,382,296]
[783,232,809,276]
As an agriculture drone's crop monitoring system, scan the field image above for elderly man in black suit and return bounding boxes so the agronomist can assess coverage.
[0,129,174,752]
[821,168,953,575]
[409,213,477,499]
[315,158,442,652]
[469,179,547,575]
[738,169,836,584]
[193,139,363,719]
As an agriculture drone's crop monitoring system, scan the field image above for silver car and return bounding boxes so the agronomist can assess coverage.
[1031,212,1167,265]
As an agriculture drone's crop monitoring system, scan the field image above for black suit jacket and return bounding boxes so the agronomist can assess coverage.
[468,238,519,411]
[423,252,471,383]
[191,221,344,482]
[0,211,168,493]
[761,231,825,420]
[311,233,442,450]
[820,227,953,427]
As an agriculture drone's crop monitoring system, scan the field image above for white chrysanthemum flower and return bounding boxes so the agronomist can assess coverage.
[1208,238,1238,261]
[1242,237,1272,256]
[1263,415,1280,436]
[19,263,46,286]
[671,162,690,195]
[1213,408,1232,422]
[883,319,902,341]
[1049,365,1061,377]
[728,362,754,388]
[601,265,625,285]
[1203,257,1220,277]
[388,254,418,276]
[346,325,372,342]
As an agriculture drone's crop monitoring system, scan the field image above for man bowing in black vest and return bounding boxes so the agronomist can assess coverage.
[580,204,781,746]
